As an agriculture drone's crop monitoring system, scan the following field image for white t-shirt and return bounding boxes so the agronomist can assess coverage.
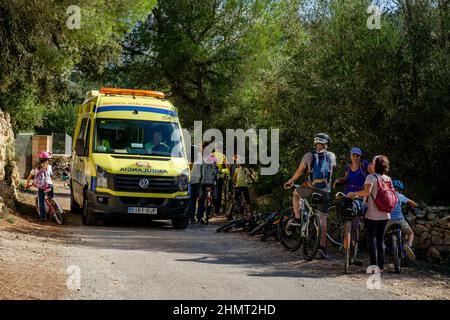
[30,165,53,186]
[364,173,391,221]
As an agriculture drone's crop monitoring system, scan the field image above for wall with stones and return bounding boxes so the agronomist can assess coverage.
[0,109,20,212]
[406,207,450,264]
[51,155,72,179]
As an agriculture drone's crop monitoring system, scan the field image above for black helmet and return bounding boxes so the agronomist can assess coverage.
[314,133,331,145]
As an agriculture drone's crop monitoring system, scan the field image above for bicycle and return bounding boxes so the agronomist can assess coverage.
[278,184,322,261]
[203,185,215,225]
[217,188,254,232]
[249,210,282,241]
[335,192,364,274]
[385,223,409,273]
[30,187,64,225]
[224,186,248,221]
[385,203,417,273]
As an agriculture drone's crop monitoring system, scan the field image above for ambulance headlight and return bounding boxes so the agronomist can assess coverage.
[96,165,108,188]
[178,169,189,191]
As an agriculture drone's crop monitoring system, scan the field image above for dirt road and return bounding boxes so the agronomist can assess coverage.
[1,190,449,300]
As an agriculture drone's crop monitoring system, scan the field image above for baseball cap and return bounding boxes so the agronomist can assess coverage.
[350,147,362,155]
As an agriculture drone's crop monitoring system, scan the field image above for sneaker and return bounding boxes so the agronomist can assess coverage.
[317,246,329,260]
[404,244,416,261]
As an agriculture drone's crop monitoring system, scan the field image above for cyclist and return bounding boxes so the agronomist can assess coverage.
[188,144,202,223]
[25,151,54,222]
[212,142,229,215]
[387,180,417,261]
[197,141,219,224]
[284,133,336,259]
[232,163,253,217]
[348,155,394,273]
[333,147,373,194]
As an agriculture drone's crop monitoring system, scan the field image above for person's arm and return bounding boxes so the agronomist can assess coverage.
[348,182,372,198]
[333,170,348,188]
[407,199,418,207]
[284,162,307,189]
[25,173,33,189]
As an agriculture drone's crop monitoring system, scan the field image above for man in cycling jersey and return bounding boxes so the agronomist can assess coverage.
[284,133,336,259]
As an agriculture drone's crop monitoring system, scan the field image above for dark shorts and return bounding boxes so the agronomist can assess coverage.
[295,186,331,214]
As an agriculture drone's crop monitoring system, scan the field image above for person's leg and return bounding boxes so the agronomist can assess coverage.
[318,192,330,247]
[293,187,313,220]
[197,186,205,222]
[364,218,378,267]
[401,219,416,260]
[214,178,224,214]
[38,189,46,220]
[188,184,199,221]
[376,220,389,271]
[48,185,54,198]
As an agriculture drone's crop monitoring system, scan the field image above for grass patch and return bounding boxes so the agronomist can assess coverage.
[6,216,15,224]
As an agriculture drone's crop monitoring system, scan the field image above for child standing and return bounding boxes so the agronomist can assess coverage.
[388,180,417,261]
[26,151,54,222]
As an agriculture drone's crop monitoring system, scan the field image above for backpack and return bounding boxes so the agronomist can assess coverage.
[33,168,48,189]
[200,164,217,185]
[370,174,398,212]
[309,151,333,189]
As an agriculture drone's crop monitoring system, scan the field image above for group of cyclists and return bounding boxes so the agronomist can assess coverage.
[28,131,418,271]
[283,133,417,272]
[188,141,254,224]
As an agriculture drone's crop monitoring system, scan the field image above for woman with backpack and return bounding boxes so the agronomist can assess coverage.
[348,155,398,273]
[333,147,373,195]
[25,151,54,222]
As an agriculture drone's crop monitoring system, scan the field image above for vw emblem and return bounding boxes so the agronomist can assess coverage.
[139,178,150,189]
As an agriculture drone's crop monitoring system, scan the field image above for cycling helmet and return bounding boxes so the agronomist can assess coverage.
[38,151,52,160]
[314,133,331,145]
[392,180,404,190]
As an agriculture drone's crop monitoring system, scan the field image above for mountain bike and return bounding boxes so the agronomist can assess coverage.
[224,187,248,221]
[335,192,364,274]
[385,223,409,273]
[249,211,282,241]
[385,204,417,273]
[278,184,322,260]
[203,185,215,225]
[31,188,64,225]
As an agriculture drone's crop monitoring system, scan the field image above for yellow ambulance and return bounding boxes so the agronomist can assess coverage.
[70,88,190,228]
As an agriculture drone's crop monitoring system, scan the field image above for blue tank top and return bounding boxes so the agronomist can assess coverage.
[344,160,369,195]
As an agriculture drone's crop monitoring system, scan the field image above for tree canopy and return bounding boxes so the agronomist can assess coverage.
[1,0,448,203]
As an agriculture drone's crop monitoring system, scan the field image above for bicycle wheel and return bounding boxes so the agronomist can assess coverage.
[278,208,303,251]
[392,234,401,273]
[326,206,342,247]
[344,221,352,274]
[261,226,277,241]
[49,199,64,225]
[344,221,360,274]
[249,219,268,236]
[303,213,321,260]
